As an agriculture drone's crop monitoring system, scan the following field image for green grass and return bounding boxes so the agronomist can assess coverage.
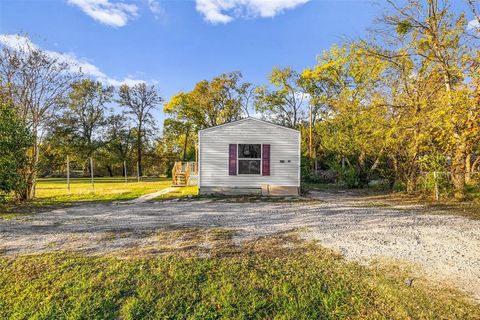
[0,235,478,320]
[0,177,172,219]
[154,186,199,200]
[467,184,480,202]
[35,177,171,203]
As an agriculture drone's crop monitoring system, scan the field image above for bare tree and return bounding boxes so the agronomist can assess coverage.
[118,83,163,176]
[0,35,80,200]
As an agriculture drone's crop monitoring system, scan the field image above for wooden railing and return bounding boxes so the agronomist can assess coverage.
[172,161,198,186]
[185,162,190,186]
[171,162,179,185]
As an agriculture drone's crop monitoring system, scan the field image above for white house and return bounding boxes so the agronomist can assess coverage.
[198,117,301,195]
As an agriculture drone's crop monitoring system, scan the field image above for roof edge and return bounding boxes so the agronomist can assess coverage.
[198,117,300,134]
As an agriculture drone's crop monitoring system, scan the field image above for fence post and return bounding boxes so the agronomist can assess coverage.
[67,155,70,193]
[90,157,94,191]
[433,171,439,201]
[137,161,140,183]
[124,160,127,183]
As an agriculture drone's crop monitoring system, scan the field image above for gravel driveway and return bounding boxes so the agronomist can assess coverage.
[1,191,479,300]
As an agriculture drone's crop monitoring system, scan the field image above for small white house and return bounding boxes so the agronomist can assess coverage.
[198,117,300,195]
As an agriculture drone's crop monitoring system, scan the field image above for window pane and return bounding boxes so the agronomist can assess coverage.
[238,160,261,174]
[238,144,261,158]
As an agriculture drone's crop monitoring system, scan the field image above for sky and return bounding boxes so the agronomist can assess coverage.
[0,0,476,120]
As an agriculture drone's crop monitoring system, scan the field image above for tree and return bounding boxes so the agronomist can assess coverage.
[302,44,388,187]
[0,35,80,200]
[104,113,134,176]
[255,67,307,128]
[0,98,33,200]
[54,79,113,175]
[165,72,248,129]
[380,0,479,199]
[163,72,249,167]
[238,81,256,117]
[465,0,480,183]
[118,83,163,177]
[467,0,480,38]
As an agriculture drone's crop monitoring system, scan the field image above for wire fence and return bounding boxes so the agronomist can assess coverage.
[42,156,151,192]
[419,171,479,200]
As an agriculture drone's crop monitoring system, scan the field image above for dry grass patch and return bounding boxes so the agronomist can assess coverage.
[361,192,480,220]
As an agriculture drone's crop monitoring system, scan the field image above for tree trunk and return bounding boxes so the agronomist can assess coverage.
[137,126,143,177]
[357,151,369,188]
[19,133,39,201]
[106,164,114,177]
[83,160,90,177]
[465,152,471,184]
[405,175,417,194]
[182,126,190,161]
[20,173,35,202]
[122,161,127,178]
[451,140,467,200]
[472,156,480,176]
[137,147,142,177]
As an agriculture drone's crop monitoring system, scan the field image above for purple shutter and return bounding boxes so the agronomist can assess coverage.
[262,144,270,176]
[229,144,237,175]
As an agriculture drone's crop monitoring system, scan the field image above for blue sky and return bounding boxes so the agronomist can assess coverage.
[0,0,474,120]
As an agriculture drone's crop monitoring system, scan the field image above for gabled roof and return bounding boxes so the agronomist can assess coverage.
[198,117,300,134]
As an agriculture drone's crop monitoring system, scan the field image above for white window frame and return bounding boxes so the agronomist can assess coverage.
[237,144,262,175]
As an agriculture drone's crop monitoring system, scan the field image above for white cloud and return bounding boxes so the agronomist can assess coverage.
[148,0,165,20]
[67,0,138,27]
[468,19,480,31]
[0,34,146,87]
[195,0,310,24]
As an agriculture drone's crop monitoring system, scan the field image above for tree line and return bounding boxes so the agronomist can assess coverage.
[163,0,480,200]
[1,0,479,201]
[0,38,163,200]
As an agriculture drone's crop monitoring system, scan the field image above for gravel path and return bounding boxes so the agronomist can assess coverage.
[1,191,479,300]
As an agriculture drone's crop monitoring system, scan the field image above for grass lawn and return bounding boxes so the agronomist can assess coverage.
[0,234,478,320]
[35,177,172,203]
[0,177,171,218]
[154,185,199,201]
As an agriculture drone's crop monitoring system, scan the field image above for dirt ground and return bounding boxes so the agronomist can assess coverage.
[1,190,479,301]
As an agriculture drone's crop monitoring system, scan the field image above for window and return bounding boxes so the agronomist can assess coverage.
[238,144,261,174]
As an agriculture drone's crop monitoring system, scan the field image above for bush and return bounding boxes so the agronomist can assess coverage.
[0,102,33,200]
[339,166,360,188]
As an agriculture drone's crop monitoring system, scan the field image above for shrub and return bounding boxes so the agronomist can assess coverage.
[0,102,33,201]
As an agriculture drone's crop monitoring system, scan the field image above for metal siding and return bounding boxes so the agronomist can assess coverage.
[199,119,300,187]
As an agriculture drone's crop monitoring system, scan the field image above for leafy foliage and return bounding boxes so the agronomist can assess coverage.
[118,83,163,176]
[0,101,32,200]
[255,67,307,128]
